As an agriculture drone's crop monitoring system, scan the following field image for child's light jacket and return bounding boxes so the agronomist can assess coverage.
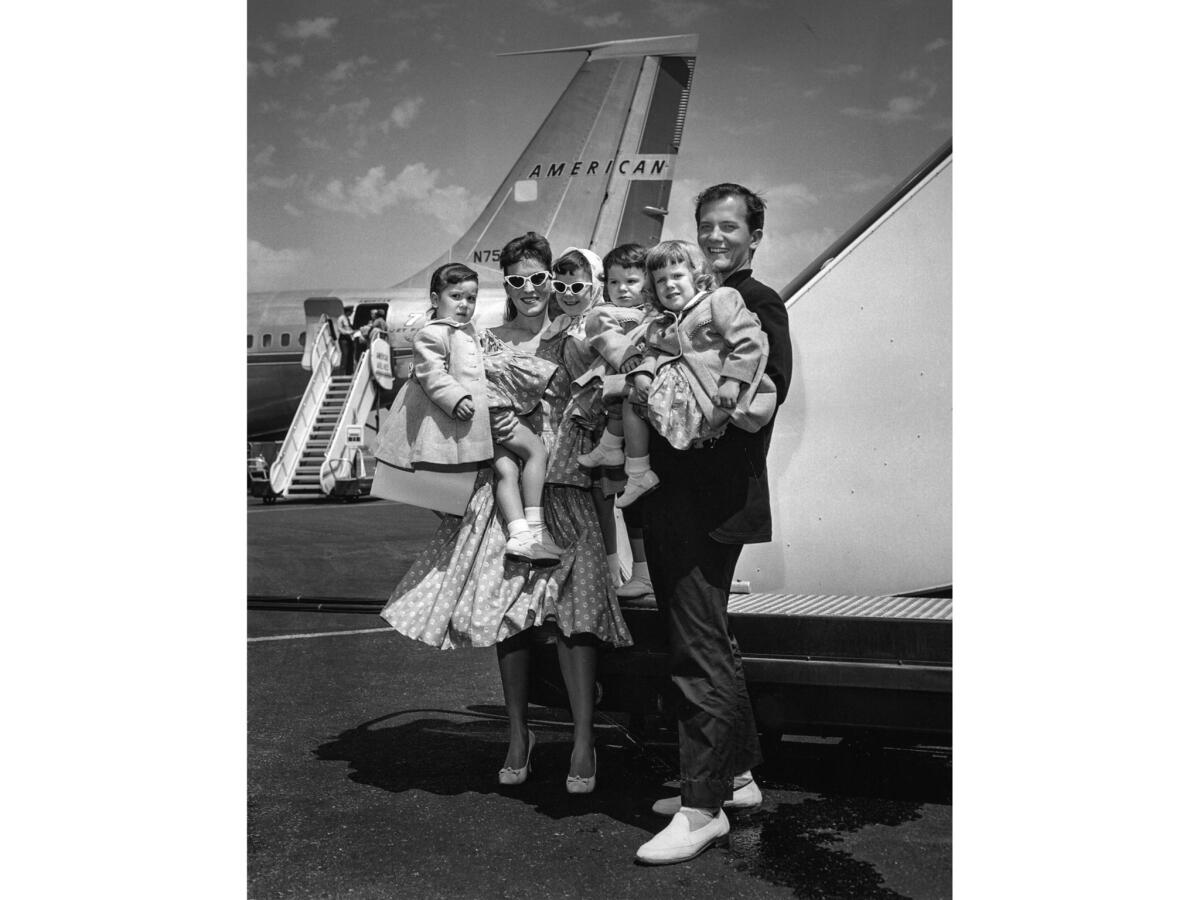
[629,286,777,433]
[374,319,493,468]
[571,302,649,393]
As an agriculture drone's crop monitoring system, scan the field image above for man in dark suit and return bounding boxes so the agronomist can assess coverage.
[636,184,793,865]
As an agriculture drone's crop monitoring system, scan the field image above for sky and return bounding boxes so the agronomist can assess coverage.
[248,0,951,295]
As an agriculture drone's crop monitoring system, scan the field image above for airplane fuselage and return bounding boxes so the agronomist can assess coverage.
[246,287,510,440]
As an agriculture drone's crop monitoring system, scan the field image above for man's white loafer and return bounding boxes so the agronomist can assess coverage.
[635,808,730,865]
[651,778,763,816]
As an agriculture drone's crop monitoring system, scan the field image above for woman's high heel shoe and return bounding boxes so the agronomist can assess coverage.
[565,748,597,794]
[498,730,536,786]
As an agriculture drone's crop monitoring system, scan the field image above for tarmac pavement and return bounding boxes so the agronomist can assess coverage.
[248,498,951,898]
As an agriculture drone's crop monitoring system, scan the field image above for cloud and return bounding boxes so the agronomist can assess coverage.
[250,54,302,79]
[279,18,337,41]
[841,74,937,125]
[250,173,298,192]
[300,134,332,152]
[307,163,482,233]
[384,97,425,131]
[284,203,304,218]
[583,11,627,28]
[324,55,376,85]
[316,98,376,151]
[924,38,949,52]
[844,173,896,194]
[388,2,450,20]
[648,0,718,25]
[802,87,823,100]
[842,95,926,124]
[252,145,276,167]
[248,240,311,291]
[319,98,372,124]
[899,66,919,82]
[765,181,819,208]
[818,63,863,79]
[392,59,411,76]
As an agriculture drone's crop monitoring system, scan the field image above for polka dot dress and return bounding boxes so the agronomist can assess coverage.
[379,329,632,650]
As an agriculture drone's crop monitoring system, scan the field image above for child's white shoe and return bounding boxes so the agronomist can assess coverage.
[536,533,566,556]
[504,532,562,566]
[615,470,660,508]
[577,444,625,468]
[616,574,654,599]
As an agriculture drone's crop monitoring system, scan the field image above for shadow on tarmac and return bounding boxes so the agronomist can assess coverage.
[312,706,671,833]
[313,706,950,899]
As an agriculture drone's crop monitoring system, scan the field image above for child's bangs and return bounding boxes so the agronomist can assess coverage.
[646,245,693,274]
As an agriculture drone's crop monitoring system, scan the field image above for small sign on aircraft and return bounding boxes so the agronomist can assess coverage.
[369,337,394,390]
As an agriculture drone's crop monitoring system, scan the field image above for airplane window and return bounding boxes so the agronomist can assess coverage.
[247,334,253,348]
[263,333,272,348]
[298,332,306,347]
[280,333,290,347]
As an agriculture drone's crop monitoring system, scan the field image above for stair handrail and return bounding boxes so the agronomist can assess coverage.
[320,344,379,494]
[270,315,338,495]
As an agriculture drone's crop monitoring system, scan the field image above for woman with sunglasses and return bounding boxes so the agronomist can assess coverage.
[382,232,630,795]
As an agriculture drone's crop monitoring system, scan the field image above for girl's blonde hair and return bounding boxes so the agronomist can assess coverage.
[644,240,716,310]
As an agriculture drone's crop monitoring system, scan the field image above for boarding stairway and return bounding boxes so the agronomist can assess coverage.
[269,315,379,499]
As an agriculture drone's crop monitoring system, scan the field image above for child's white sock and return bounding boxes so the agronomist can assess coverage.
[524,507,543,541]
[508,517,530,539]
[625,454,650,478]
[598,429,623,450]
[631,560,650,581]
[607,553,623,584]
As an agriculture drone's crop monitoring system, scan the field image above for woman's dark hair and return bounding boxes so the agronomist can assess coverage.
[429,262,478,297]
[602,243,647,276]
[693,182,766,234]
[499,232,552,272]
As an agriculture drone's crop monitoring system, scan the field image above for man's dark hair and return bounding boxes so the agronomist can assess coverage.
[499,231,552,273]
[602,243,647,275]
[694,183,766,234]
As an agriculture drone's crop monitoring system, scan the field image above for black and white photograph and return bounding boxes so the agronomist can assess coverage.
[247,1,951,897]
[14,2,1200,897]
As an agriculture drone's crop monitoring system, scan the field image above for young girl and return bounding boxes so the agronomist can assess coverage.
[615,240,778,508]
[539,247,629,586]
[377,262,561,563]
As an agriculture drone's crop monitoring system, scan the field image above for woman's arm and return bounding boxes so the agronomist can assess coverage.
[412,326,471,417]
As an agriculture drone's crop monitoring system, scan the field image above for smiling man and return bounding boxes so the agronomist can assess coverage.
[696,184,792,411]
[635,183,794,865]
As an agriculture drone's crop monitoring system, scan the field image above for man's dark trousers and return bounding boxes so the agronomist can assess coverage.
[641,432,764,810]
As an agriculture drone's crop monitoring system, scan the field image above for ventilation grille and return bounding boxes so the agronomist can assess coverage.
[728,593,953,621]
[671,57,695,149]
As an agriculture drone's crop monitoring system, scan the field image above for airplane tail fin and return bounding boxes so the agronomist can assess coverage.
[391,33,698,290]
